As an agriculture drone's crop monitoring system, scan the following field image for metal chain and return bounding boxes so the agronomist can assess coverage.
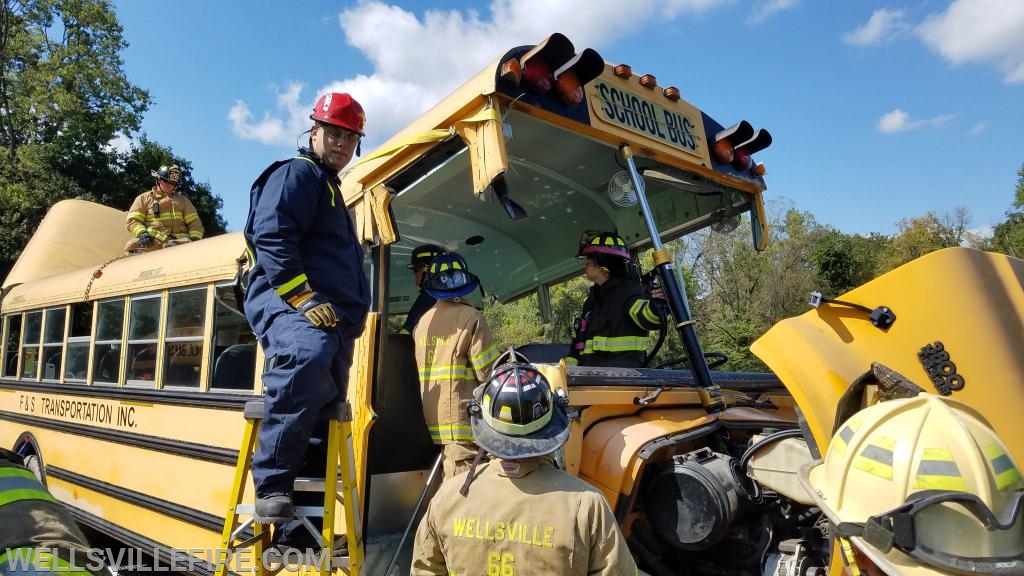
[83,253,133,301]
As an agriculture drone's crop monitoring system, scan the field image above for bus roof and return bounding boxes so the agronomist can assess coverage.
[3,201,244,311]
[339,34,771,307]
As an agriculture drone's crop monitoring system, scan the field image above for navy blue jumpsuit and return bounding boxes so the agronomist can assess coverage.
[243,151,370,498]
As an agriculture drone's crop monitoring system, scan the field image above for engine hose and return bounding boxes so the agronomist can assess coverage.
[739,428,805,471]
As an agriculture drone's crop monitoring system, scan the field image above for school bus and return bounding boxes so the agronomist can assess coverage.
[4,32,1021,576]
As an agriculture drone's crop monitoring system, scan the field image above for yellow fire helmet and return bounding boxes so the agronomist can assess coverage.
[798,394,1024,576]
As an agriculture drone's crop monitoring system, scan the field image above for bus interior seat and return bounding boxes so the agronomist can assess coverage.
[97,349,119,382]
[129,346,156,381]
[44,352,62,379]
[64,348,88,379]
[212,344,257,390]
[5,353,17,376]
[368,333,439,475]
[514,343,570,365]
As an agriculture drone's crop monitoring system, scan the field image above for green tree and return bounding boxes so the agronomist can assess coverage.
[990,164,1024,258]
[0,0,225,279]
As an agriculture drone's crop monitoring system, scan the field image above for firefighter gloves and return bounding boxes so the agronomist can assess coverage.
[287,288,339,329]
[138,231,154,247]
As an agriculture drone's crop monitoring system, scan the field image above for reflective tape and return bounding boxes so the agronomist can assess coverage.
[853,435,895,480]
[914,448,966,491]
[985,444,1023,490]
[428,424,474,443]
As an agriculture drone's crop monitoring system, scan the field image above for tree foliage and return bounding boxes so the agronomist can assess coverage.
[989,164,1024,258]
[0,0,226,280]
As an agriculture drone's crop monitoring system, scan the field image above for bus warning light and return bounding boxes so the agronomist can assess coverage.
[713,120,754,166]
[732,128,773,171]
[663,87,681,102]
[613,64,632,79]
[639,74,657,89]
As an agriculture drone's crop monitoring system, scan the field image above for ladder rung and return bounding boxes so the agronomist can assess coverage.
[243,400,353,422]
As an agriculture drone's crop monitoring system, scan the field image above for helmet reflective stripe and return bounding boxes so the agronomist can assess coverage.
[987,444,1023,490]
[579,232,629,259]
[481,391,552,436]
[913,448,966,491]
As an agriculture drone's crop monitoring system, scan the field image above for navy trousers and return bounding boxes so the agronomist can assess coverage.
[252,309,357,496]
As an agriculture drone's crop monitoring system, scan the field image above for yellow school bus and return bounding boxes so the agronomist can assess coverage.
[4,32,1021,576]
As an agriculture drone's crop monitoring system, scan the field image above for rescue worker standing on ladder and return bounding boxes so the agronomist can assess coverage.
[567,231,665,368]
[411,352,638,575]
[242,92,370,531]
[413,251,499,478]
[799,393,1024,576]
[399,243,448,335]
[124,163,204,253]
[0,448,108,576]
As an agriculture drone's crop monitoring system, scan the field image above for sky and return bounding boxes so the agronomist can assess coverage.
[110,0,1024,237]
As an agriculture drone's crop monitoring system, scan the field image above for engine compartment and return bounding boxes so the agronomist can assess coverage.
[618,421,828,576]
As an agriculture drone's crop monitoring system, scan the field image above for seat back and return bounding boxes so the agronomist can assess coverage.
[212,344,257,391]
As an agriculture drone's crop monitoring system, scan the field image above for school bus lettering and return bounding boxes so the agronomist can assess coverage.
[14,393,139,429]
[117,405,136,428]
[591,80,700,154]
[39,396,113,424]
[453,518,553,548]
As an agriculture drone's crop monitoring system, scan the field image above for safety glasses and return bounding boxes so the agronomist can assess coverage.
[835,489,1024,575]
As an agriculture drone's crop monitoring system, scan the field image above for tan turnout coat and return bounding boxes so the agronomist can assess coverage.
[411,457,638,576]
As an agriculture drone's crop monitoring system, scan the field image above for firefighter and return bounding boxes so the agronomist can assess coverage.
[242,92,370,530]
[799,393,1024,576]
[0,448,107,576]
[124,163,204,253]
[410,354,638,576]
[567,231,665,367]
[398,243,448,335]
[412,251,498,478]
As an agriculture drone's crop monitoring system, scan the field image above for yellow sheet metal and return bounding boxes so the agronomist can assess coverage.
[751,247,1024,462]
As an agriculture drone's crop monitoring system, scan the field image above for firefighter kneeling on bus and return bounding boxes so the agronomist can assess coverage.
[0,448,108,576]
[411,352,638,575]
[124,163,204,253]
[799,393,1024,576]
[413,252,499,479]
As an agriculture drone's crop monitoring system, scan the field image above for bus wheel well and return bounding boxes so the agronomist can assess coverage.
[13,432,45,485]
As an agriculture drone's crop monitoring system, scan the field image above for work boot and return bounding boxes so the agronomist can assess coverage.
[255,492,294,524]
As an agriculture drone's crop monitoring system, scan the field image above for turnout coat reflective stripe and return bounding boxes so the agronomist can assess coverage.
[568,277,662,368]
[125,187,204,242]
[413,300,498,444]
[411,458,638,576]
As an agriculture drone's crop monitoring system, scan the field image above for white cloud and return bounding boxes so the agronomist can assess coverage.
[916,0,1024,83]
[227,82,308,145]
[229,0,731,148]
[748,0,800,25]
[877,109,954,133]
[967,121,987,135]
[842,8,909,46]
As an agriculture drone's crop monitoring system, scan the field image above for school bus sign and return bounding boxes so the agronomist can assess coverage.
[588,79,704,159]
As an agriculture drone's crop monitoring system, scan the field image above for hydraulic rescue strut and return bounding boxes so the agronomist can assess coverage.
[619,145,726,414]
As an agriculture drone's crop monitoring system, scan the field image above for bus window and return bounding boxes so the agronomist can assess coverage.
[2,314,21,377]
[65,303,93,381]
[94,299,124,385]
[21,311,41,380]
[210,285,256,392]
[42,307,67,381]
[126,294,161,386]
[163,288,206,388]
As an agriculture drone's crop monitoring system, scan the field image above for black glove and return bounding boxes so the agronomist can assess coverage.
[287,289,338,329]
[138,231,154,247]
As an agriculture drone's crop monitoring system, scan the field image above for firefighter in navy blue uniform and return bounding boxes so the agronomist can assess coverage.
[567,232,665,368]
[398,244,447,335]
[243,92,370,526]
[0,448,107,576]
[411,353,638,576]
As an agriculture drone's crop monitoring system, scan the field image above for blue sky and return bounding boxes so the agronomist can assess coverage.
[111,0,1024,237]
